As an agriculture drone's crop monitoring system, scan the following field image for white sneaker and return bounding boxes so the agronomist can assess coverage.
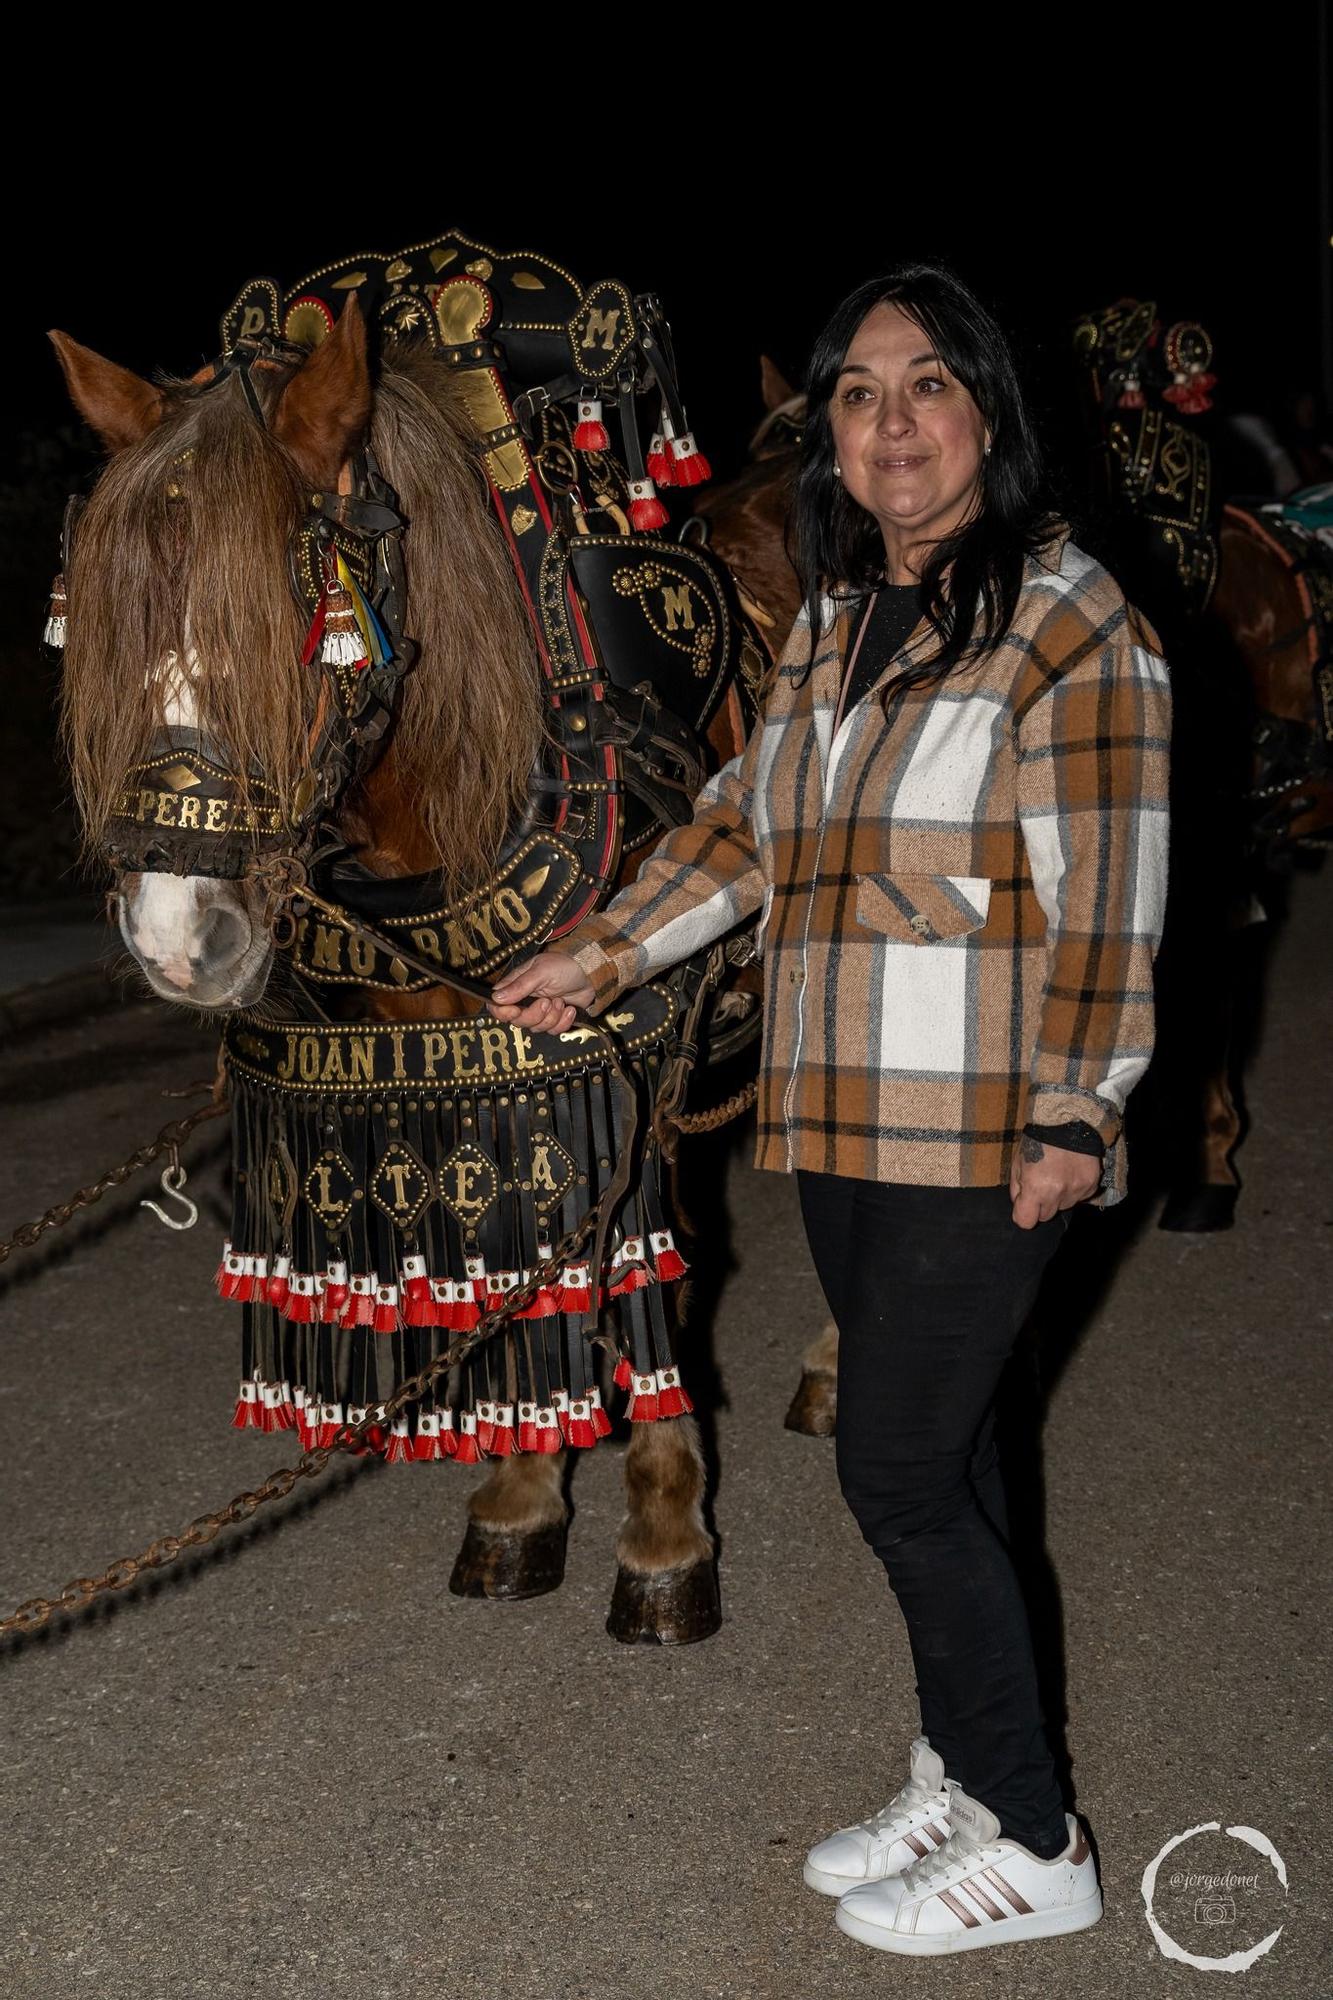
[834,1779,1103,1955]
[803,1736,952,1896]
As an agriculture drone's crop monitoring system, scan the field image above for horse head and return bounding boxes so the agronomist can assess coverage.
[48,302,542,1009]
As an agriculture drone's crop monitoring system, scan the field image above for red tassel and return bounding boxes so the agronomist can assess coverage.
[453,1412,482,1465]
[613,1354,633,1390]
[572,396,611,453]
[341,1274,377,1327]
[231,1380,262,1430]
[646,430,673,484]
[475,1399,497,1455]
[532,1406,562,1453]
[589,1385,613,1438]
[400,1255,435,1326]
[655,1365,691,1419]
[314,1402,344,1450]
[555,1262,593,1314]
[217,1243,243,1300]
[627,1372,660,1423]
[490,1404,516,1455]
[372,1283,400,1334]
[265,1255,292,1310]
[238,1255,266,1303]
[1117,378,1145,410]
[627,478,669,532]
[1163,373,1216,415]
[517,1401,541,1454]
[650,1229,688,1282]
[565,1398,598,1449]
[384,1421,415,1464]
[412,1413,444,1462]
[285,1273,317,1323]
[667,431,711,485]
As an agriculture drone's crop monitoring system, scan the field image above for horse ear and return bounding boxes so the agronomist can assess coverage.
[272,296,372,487]
[47,331,164,452]
[760,354,797,411]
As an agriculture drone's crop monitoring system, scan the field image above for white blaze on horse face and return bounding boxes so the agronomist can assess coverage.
[116,646,274,1008]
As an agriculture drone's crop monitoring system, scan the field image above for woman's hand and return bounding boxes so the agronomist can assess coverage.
[1009,1135,1101,1228]
[490,951,596,1034]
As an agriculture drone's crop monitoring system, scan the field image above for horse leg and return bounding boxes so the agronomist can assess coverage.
[449,1451,569,1601]
[607,1416,721,1645]
[783,1316,839,1435]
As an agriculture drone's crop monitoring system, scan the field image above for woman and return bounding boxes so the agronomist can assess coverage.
[491,263,1172,1959]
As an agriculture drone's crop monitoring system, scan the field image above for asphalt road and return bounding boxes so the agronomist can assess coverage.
[1,866,1329,2000]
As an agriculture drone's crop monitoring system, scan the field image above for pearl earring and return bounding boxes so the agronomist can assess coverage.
[834,462,842,477]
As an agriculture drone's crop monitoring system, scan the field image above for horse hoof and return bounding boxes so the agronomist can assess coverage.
[784,1370,837,1436]
[449,1520,567,1601]
[1158,1184,1239,1233]
[606,1557,721,1646]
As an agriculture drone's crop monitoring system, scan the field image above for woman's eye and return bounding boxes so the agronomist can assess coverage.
[840,385,873,404]
[915,374,946,394]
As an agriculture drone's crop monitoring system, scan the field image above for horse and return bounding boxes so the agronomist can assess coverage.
[48,237,767,1646]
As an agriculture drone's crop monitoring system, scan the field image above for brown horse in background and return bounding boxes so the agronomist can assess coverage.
[52,300,749,1642]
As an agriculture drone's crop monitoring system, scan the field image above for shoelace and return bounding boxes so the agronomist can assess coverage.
[898,1824,999,1895]
[858,1776,940,1838]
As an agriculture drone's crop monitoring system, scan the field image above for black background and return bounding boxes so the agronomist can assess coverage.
[6,26,1328,474]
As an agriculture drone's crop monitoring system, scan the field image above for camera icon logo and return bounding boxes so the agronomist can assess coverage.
[1194,1894,1236,1926]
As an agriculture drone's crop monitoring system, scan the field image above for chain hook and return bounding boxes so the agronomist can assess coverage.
[139,1145,198,1232]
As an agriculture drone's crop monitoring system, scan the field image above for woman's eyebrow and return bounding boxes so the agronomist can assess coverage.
[837,354,945,374]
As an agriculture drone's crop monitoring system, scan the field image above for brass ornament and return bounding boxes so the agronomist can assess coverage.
[304,1148,358,1230]
[612,561,716,676]
[369,1141,434,1231]
[265,1139,298,1232]
[528,1135,576,1210]
[436,1141,500,1225]
[284,299,334,348]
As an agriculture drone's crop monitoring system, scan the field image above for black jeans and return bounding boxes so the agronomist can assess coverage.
[795,1169,1071,1858]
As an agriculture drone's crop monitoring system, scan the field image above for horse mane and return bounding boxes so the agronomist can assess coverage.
[61,345,544,893]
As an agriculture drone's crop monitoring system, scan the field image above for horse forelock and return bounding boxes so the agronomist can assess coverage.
[62,348,544,892]
[61,372,309,849]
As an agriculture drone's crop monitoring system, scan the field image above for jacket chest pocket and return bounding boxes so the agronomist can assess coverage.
[854,873,992,944]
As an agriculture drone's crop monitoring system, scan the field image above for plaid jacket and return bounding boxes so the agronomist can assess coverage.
[568,527,1172,1207]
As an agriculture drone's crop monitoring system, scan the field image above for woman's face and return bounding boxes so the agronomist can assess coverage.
[829,302,989,562]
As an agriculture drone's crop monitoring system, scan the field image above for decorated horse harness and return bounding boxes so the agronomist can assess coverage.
[49,231,768,1464]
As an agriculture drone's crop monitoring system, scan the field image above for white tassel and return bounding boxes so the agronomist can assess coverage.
[44,573,67,648]
[320,583,369,670]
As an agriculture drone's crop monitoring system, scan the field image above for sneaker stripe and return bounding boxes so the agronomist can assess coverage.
[982,1867,1034,1914]
[901,1832,930,1858]
[957,1878,1005,1920]
[924,1820,950,1843]
[936,1888,982,1929]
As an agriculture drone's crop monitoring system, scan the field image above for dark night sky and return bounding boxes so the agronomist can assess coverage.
[7,29,1327,479]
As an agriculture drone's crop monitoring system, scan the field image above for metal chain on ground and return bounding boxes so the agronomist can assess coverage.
[0,1098,227,1268]
[0,1185,609,1638]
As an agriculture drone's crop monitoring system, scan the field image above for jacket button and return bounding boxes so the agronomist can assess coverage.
[789,968,799,984]
[910,913,932,935]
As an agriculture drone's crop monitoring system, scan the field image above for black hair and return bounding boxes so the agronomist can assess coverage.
[785,260,1063,698]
